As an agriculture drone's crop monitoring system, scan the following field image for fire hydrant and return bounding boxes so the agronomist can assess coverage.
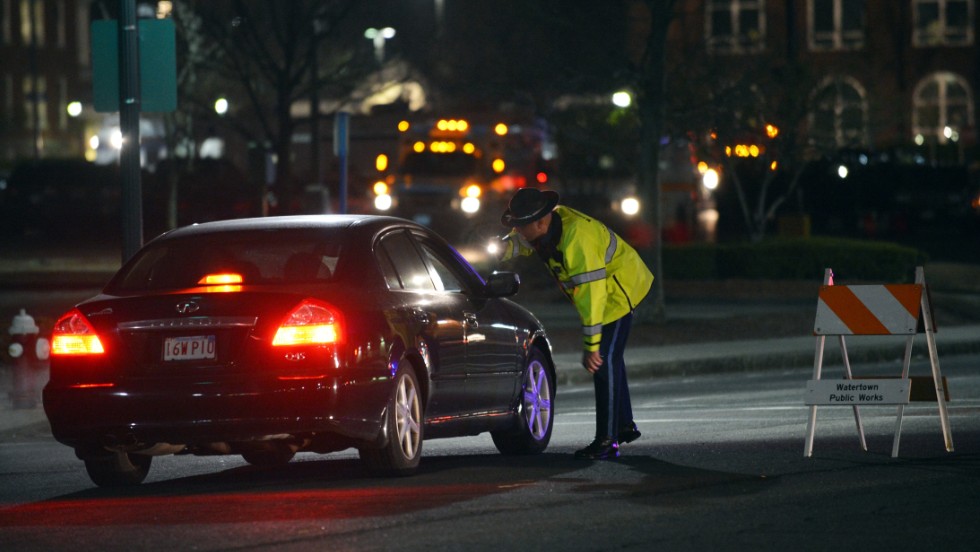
[7,309,50,409]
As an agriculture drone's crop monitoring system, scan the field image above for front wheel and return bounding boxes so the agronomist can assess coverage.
[491,348,554,455]
[83,451,152,487]
[359,368,424,476]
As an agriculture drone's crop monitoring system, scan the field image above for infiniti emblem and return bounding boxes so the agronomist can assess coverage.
[175,301,200,314]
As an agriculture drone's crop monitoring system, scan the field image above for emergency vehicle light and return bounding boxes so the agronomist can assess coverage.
[436,119,468,132]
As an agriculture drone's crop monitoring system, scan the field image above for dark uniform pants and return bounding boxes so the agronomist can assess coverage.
[592,311,634,440]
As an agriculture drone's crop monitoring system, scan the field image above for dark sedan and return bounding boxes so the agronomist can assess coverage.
[43,215,556,486]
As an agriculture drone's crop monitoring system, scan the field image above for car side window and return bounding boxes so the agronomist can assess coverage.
[417,241,465,292]
[377,231,435,291]
[376,246,403,290]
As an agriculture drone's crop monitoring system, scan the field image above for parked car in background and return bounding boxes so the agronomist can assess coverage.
[44,215,556,486]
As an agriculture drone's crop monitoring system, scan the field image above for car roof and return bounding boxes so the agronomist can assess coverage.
[158,215,426,240]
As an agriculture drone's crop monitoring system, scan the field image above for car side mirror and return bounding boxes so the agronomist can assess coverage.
[485,271,520,298]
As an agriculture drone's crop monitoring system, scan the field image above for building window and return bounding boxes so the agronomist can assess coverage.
[913,72,973,143]
[58,76,67,130]
[19,0,44,46]
[76,1,89,66]
[22,75,47,131]
[809,76,868,149]
[913,0,973,46]
[808,0,865,51]
[56,0,65,48]
[2,74,12,117]
[1,0,12,45]
[706,0,766,54]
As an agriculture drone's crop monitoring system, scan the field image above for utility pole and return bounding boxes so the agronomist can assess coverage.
[118,0,143,261]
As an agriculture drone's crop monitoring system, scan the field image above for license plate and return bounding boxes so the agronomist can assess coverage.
[163,335,216,361]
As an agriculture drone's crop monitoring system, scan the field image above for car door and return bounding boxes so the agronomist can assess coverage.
[412,235,520,415]
[376,229,468,418]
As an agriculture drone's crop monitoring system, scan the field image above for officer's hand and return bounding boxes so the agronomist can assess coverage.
[582,350,602,374]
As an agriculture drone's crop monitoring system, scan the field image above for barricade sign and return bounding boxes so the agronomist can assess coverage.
[802,266,953,458]
[805,379,909,405]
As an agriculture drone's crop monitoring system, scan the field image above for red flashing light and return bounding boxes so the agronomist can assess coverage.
[536,172,548,184]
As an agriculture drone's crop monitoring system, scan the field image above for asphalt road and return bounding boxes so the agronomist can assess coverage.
[2,355,979,552]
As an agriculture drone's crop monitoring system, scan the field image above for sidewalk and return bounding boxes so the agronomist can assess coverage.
[2,245,979,436]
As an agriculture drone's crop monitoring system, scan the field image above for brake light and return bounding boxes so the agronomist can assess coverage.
[272,299,343,346]
[51,309,105,356]
[199,273,243,285]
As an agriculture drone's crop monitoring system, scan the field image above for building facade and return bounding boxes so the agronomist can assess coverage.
[669,0,977,160]
[0,0,92,165]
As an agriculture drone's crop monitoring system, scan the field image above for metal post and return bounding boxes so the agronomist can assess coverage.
[334,112,349,214]
[118,0,143,261]
[29,0,40,159]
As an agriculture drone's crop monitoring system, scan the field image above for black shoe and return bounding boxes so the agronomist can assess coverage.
[618,422,641,445]
[574,438,619,460]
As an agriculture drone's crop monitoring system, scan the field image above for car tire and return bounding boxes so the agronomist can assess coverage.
[491,347,554,455]
[241,446,296,467]
[359,368,424,476]
[83,451,152,487]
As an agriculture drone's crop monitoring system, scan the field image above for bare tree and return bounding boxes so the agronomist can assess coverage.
[182,0,370,209]
[687,58,820,243]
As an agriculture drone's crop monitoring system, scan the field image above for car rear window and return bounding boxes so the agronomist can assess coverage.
[107,229,343,292]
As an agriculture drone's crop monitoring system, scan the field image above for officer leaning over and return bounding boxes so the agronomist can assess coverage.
[498,188,654,459]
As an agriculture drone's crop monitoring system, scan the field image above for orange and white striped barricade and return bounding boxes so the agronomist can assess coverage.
[803,266,953,458]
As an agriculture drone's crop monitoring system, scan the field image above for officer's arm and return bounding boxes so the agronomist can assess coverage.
[563,235,608,353]
[495,230,535,265]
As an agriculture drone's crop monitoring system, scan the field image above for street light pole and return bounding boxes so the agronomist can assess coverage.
[118,0,143,261]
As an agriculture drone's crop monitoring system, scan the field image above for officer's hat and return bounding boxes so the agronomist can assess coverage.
[500,188,559,227]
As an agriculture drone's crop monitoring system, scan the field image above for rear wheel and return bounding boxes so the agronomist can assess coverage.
[492,348,554,454]
[83,451,152,487]
[359,368,423,476]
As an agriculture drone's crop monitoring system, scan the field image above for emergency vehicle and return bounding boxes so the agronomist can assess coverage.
[367,114,556,243]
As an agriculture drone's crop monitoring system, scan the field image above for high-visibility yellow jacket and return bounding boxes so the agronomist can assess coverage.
[501,205,654,352]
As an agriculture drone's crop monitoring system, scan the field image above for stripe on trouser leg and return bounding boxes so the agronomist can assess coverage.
[606,318,623,439]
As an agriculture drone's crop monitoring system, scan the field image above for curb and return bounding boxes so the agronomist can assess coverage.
[552,329,980,385]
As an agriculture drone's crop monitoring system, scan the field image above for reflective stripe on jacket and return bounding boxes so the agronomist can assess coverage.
[502,205,654,351]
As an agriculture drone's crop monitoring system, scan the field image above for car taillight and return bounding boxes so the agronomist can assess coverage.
[272,299,343,346]
[51,309,105,356]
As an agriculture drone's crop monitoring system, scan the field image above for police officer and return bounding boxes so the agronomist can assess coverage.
[499,188,653,459]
